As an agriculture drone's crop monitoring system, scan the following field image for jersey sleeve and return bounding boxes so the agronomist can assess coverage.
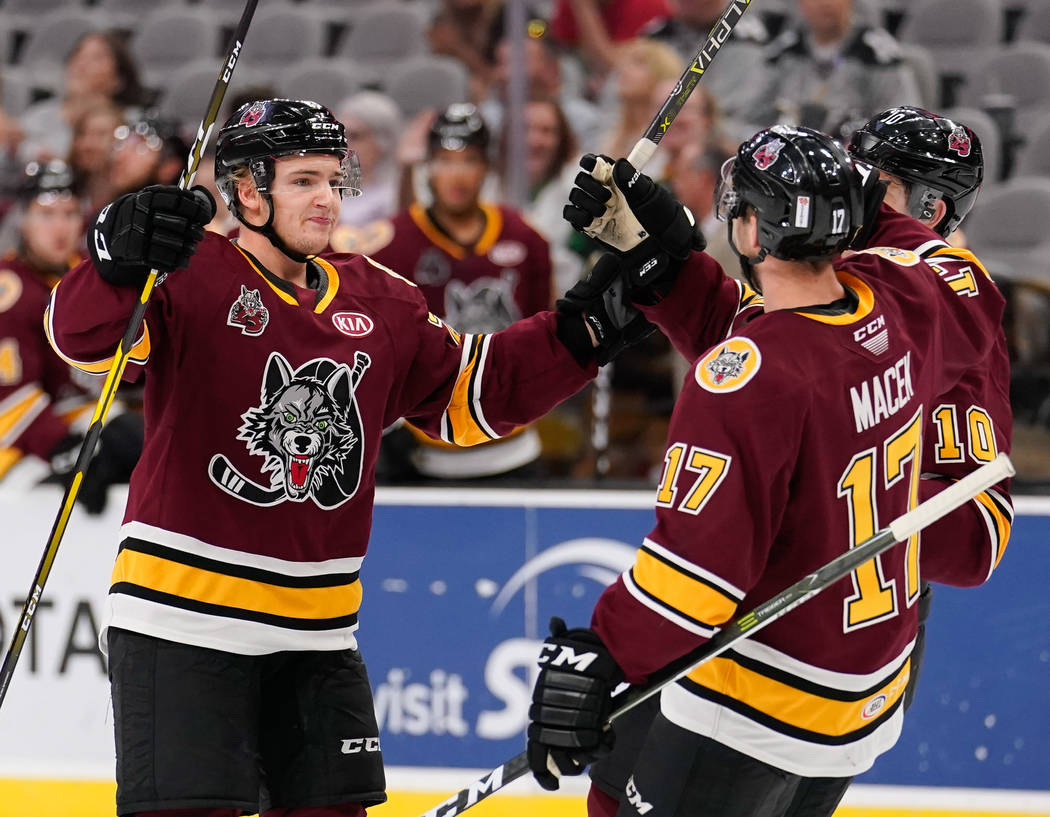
[590,358,802,683]
[637,250,764,362]
[917,476,1012,587]
[388,290,596,444]
[0,272,73,459]
[43,258,155,381]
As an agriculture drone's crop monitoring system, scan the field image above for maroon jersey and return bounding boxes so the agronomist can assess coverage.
[45,234,594,655]
[861,205,1012,587]
[642,210,1011,590]
[0,254,87,474]
[593,249,990,778]
[353,203,552,333]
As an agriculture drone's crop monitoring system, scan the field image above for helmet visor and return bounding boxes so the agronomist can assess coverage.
[714,157,741,223]
[266,149,363,199]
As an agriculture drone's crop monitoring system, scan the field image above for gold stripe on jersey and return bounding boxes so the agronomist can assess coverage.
[0,383,48,448]
[974,487,1012,572]
[682,650,911,741]
[800,271,875,326]
[923,246,992,280]
[44,293,151,374]
[630,547,739,631]
[233,246,298,305]
[442,334,497,446]
[111,538,363,626]
[313,256,340,313]
[0,446,21,479]
[408,203,504,259]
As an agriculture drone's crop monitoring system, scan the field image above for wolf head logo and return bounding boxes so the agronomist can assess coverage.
[706,347,749,384]
[444,273,520,334]
[230,351,370,507]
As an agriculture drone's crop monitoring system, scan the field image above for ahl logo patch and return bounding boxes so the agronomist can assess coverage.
[696,337,761,393]
[227,285,270,336]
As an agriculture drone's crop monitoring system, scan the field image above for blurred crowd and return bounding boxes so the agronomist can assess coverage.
[1,0,1048,495]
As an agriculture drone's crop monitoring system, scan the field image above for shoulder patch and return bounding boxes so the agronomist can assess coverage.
[854,247,921,266]
[0,269,23,313]
[696,337,761,393]
[330,220,395,255]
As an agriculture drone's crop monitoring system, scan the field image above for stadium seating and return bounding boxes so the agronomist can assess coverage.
[131,7,222,87]
[383,54,469,118]
[966,177,1050,283]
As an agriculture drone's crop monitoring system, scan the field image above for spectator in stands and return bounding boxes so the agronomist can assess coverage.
[600,39,683,163]
[109,114,187,198]
[333,91,403,229]
[548,0,674,78]
[483,32,607,152]
[744,0,922,136]
[427,0,505,99]
[506,97,587,293]
[644,0,770,138]
[68,100,125,217]
[649,79,737,276]
[19,31,148,164]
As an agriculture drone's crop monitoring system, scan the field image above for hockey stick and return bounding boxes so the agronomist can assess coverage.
[584,0,755,249]
[0,0,259,712]
[628,0,754,170]
[416,452,1014,817]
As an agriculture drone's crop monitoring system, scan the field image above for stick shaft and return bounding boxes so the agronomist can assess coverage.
[417,453,1013,816]
[628,0,755,169]
[0,0,259,711]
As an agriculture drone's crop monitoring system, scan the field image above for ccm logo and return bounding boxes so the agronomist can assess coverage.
[340,737,381,754]
[332,312,374,337]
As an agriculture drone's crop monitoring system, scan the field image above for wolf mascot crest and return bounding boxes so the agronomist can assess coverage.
[209,351,370,508]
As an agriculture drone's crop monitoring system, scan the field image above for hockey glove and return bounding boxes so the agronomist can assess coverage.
[563,154,705,304]
[847,160,889,250]
[527,617,624,791]
[554,253,656,367]
[90,185,216,287]
[41,413,144,514]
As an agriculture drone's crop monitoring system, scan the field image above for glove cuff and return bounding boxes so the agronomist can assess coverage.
[555,312,597,368]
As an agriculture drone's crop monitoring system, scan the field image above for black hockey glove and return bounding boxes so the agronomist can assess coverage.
[554,253,656,367]
[563,154,705,304]
[847,160,889,250]
[41,413,144,514]
[90,185,216,287]
[527,617,624,791]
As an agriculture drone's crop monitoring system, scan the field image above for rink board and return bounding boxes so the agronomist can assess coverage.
[0,485,1047,815]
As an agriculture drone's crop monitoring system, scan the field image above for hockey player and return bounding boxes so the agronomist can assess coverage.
[44,98,643,817]
[339,104,554,480]
[0,160,87,482]
[847,105,1012,712]
[527,127,1005,816]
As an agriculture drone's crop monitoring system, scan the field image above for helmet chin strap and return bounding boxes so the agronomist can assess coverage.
[239,192,313,264]
[727,220,767,294]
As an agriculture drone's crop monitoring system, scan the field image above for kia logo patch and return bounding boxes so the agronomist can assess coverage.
[332,311,374,337]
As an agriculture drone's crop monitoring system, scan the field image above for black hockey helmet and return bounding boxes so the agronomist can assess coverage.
[214,98,360,260]
[847,106,983,237]
[716,125,864,264]
[19,159,78,205]
[427,103,490,157]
